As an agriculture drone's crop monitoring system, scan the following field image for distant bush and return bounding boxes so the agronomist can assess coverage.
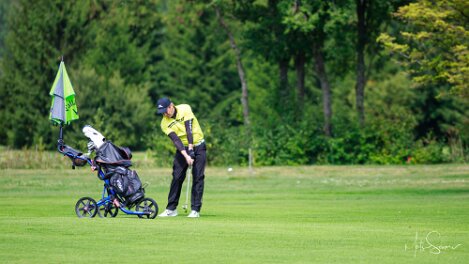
[411,138,452,164]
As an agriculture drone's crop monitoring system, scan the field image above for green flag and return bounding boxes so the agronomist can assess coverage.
[49,61,79,125]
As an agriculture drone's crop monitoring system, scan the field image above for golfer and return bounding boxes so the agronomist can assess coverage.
[156,97,206,218]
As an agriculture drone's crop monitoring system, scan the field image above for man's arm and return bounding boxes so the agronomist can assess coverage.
[168,132,194,165]
[184,119,196,159]
[168,132,184,152]
[184,119,194,149]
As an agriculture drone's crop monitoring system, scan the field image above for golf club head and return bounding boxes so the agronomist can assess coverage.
[82,125,106,149]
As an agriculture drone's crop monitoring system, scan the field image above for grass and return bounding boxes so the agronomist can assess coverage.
[0,165,468,263]
[0,149,161,169]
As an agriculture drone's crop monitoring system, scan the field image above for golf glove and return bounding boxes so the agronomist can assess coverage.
[188,149,196,159]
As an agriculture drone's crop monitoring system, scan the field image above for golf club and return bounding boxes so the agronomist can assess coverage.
[182,165,192,213]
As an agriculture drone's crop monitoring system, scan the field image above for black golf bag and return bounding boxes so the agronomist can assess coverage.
[94,141,145,205]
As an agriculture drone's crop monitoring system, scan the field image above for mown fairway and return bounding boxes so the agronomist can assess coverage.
[0,165,468,263]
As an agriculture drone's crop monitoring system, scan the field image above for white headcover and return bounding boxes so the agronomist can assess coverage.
[82,125,106,149]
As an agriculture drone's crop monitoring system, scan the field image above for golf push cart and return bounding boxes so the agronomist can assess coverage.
[57,125,158,219]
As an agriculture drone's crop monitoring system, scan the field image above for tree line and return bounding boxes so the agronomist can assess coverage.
[0,0,467,166]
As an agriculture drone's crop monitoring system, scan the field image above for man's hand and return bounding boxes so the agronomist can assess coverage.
[113,198,121,208]
[185,155,194,166]
[182,150,194,166]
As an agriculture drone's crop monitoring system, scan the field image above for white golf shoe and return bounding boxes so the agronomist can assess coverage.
[187,210,200,218]
[158,209,178,217]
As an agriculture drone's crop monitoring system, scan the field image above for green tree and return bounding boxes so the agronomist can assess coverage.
[0,0,11,61]
[378,0,469,97]
[0,0,103,147]
[0,0,163,149]
[353,0,410,127]
[152,1,239,118]
[83,1,149,86]
[76,1,163,149]
[234,0,297,116]
[281,0,345,136]
[69,68,154,149]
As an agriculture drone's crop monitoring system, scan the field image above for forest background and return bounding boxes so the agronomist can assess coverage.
[0,0,467,166]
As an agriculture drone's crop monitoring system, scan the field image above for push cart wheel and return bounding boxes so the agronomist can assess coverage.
[75,197,98,218]
[136,198,158,219]
[97,202,119,218]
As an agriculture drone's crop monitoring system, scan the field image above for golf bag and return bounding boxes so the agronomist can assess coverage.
[108,167,144,205]
[94,140,145,205]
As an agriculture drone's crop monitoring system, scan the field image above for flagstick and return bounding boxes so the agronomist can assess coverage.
[59,123,63,142]
[57,122,64,151]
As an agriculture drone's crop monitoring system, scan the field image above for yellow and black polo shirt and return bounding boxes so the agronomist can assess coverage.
[160,104,204,146]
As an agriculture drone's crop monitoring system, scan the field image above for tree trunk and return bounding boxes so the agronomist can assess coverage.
[279,58,289,112]
[268,0,290,113]
[356,0,367,127]
[295,51,305,112]
[214,6,250,127]
[313,44,332,137]
[214,6,253,170]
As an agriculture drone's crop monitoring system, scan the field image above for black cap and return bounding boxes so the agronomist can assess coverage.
[157,97,171,114]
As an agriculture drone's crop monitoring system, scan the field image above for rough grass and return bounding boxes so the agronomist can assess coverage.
[0,165,468,263]
[0,149,158,169]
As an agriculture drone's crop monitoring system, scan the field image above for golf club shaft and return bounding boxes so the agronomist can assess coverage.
[184,166,192,211]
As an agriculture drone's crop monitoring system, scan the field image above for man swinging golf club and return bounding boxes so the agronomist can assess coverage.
[156,97,206,218]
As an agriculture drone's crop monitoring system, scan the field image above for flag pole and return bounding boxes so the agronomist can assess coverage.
[58,54,64,148]
[57,122,64,151]
[57,55,64,150]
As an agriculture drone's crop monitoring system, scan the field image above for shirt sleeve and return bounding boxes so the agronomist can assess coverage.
[185,119,193,145]
[168,132,185,152]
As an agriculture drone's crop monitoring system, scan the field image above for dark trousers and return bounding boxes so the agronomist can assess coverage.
[166,143,206,212]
